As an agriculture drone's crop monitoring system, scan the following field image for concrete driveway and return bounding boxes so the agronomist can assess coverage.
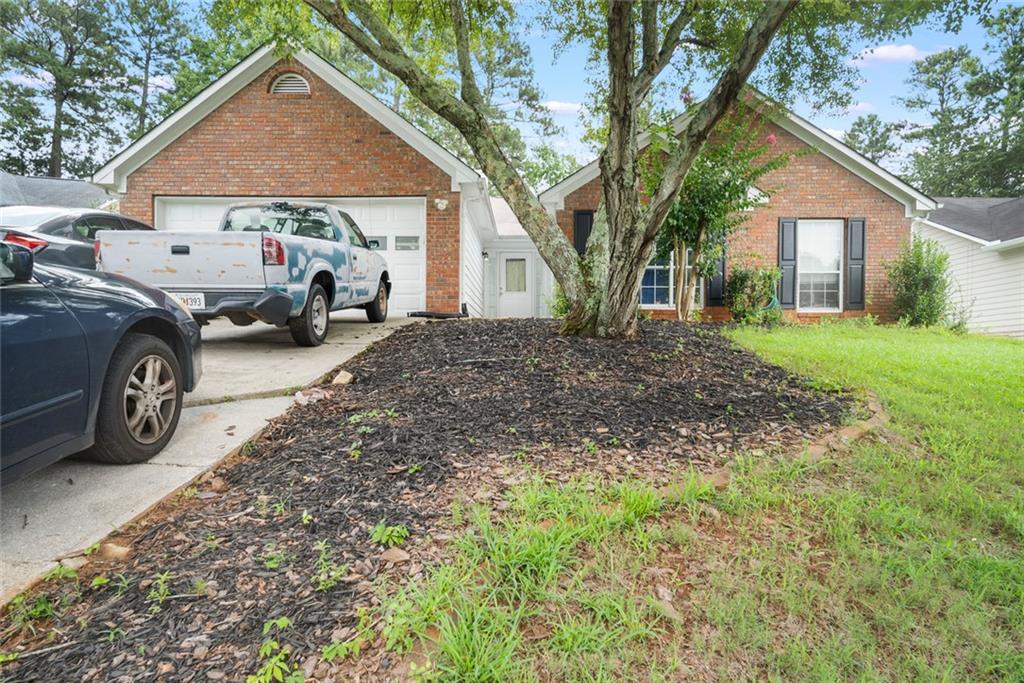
[1,311,408,600]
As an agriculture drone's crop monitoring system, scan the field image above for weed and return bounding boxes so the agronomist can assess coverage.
[240,440,257,456]
[246,617,304,683]
[43,565,78,583]
[192,579,210,595]
[371,522,410,548]
[113,573,131,597]
[260,546,292,570]
[322,608,373,662]
[312,541,348,592]
[83,542,100,556]
[301,510,314,526]
[90,576,110,589]
[7,594,55,631]
[347,409,381,425]
[408,463,423,475]
[356,425,376,435]
[582,439,599,456]
[146,571,173,612]
[103,627,125,643]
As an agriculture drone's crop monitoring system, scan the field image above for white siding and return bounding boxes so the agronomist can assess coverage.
[917,222,1024,338]
[460,202,485,316]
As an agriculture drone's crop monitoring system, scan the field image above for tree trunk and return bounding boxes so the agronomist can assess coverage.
[673,238,685,320]
[681,223,705,322]
[136,45,153,138]
[48,94,64,177]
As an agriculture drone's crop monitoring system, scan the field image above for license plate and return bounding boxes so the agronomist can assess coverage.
[173,292,206,310]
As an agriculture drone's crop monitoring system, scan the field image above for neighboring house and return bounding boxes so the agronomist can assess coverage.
[538,104,938,322]
[0,170,113,209]
[915,198,1024,338]
[92,45,495,316]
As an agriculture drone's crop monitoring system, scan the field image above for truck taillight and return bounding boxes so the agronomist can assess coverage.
[93,239,101,263]
[3,232,48,252]
[262,234,285,265]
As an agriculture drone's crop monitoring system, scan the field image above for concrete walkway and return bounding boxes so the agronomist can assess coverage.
[1,311,408,600]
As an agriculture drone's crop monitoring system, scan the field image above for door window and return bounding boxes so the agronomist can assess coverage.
[505,258,527,292]
[340,212,369,248]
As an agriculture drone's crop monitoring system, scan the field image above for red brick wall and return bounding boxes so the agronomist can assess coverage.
[555,120,912,322]
[119,59,462,312]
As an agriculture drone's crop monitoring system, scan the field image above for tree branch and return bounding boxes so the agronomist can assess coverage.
[643,0,797,242]
[633,0,699,100]
[448,0,484,108]
[641,0,658,69]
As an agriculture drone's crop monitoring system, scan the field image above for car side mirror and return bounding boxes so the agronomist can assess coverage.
[367,239,380,250]
[0,242,34,283]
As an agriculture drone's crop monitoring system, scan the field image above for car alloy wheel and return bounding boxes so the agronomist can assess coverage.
[312,293,328,336]
[123,354,177,445]
[377,285,387,317]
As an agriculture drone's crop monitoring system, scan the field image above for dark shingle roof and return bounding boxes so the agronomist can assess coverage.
[930,197,1024,243]
[0,171,112,209]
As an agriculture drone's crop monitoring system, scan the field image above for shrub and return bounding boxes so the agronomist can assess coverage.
[885,238,951,327]
[725,265,782,325]
[546,284,570,319]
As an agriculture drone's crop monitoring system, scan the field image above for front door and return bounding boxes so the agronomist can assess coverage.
[497,252,533,317]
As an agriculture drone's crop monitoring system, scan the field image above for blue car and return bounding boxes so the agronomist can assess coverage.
[0,237,202,484]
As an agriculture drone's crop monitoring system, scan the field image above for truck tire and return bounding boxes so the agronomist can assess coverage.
[87,333,183,464]
[290,283,329,346]
[366,279,388,323]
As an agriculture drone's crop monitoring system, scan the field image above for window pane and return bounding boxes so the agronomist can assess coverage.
[395,236,420,251]
[505,258,526,292]
[798,221,842,271]
[798,273,840,309]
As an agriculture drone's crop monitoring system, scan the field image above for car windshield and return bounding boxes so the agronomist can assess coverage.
[222,205,334,240]
[0,207,67,229]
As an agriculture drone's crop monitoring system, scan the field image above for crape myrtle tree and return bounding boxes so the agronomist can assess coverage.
[650,110,792,322]
[224,0,985,338]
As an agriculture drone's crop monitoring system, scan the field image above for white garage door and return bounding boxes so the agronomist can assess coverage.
[154,196,427,313]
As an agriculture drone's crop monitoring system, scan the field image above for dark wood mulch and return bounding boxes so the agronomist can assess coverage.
[1,319,848,682]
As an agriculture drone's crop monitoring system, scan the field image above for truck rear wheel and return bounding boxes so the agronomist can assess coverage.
[289,284,329,346]
[366,279,388,323]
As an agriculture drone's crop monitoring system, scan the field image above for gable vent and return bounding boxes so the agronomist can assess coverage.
[270,72,310,94]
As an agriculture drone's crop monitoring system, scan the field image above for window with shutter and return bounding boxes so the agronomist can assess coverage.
[846,218,866,310]
[270,73,310,95]
[572,211,593,255]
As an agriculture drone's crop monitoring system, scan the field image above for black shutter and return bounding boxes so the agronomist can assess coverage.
[572,211,593,256]
[846,217,866,310]
[706,255,726,306]
[778,217,798,309]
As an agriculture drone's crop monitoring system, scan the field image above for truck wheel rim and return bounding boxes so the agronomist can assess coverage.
[378,285,387,315]
[124,355,176,445]
[312,295,327,336]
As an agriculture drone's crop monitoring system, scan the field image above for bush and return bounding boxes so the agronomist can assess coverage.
[725,265,782,325]
[546,284,570,319]
[885,238,951,327]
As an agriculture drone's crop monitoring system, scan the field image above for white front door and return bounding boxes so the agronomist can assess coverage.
[497,252,532,317]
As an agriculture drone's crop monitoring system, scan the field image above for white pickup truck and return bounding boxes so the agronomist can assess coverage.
[96,201,391,346]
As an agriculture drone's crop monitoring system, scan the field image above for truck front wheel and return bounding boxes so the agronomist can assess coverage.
[366,279,388,323]
[289,284,329,346]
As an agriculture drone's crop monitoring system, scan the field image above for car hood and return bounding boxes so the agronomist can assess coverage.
[33,263,188,318]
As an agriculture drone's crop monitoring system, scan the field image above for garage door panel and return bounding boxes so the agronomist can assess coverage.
[154,196,427,313]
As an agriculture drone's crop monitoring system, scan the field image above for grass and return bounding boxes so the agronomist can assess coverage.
[373,323,1024,681]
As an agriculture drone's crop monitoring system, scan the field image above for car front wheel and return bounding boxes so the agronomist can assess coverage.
[87,333,183,464]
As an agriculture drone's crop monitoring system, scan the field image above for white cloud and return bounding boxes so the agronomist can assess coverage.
[824,127,846,140]
[854,44,928,65]
[543,100,583,115]
[848,101,875,113]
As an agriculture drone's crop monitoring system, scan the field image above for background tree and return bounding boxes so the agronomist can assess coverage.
[118,0,189,138]
[0,0,127,177]
[843,113,902,165]
[521,142,581,193]
[652,110,791,321]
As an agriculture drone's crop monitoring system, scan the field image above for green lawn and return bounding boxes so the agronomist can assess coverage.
[371,324,1024,681]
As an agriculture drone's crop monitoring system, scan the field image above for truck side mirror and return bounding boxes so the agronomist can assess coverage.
[0,242,34,283]
[368,239,380,250]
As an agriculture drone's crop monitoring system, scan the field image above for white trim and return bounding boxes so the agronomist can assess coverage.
[538,96,936,217]
[915,218,993,246]
[92,46,479,193]
[981,235,1024,252]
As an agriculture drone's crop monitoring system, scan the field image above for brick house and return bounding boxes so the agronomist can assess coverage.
[538,103,937,322]
[93,46,495,316]
[94,46,936,322]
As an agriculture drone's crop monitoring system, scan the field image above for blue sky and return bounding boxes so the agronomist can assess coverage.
[519,5,1008,164]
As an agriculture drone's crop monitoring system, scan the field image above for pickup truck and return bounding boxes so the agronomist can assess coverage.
[96,201,391,346]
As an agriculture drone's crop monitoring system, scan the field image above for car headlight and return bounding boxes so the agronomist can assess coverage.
[171,294,194,320]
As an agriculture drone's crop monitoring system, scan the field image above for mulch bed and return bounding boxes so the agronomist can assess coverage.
[1,319,848,682]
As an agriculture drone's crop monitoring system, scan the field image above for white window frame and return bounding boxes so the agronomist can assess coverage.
[796,219,844,313]
[639,249,704,310]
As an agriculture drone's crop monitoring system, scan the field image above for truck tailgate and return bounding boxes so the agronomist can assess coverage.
[96,231,266,290]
